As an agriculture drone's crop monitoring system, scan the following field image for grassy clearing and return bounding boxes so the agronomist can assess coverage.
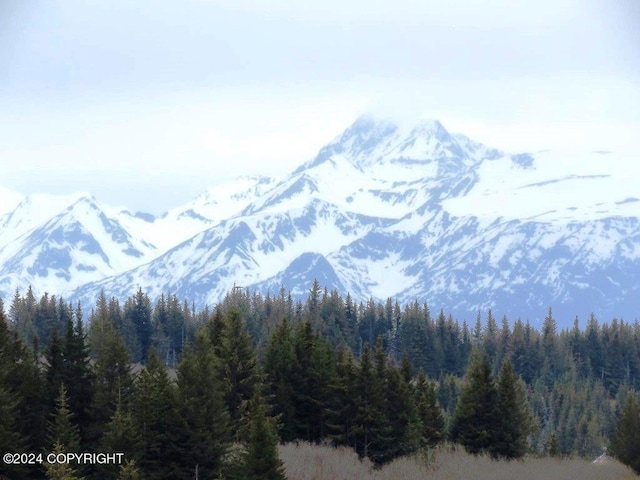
[279,442,639,480]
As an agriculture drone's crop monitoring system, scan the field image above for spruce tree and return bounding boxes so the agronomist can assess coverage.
[61,316,94,444]
[45,329,65,413]
[1,297,47,457]
[98,401,143,479]
[91,316,135,447]
[45,441,85,480]
[242,390,286,480]
[414,371,445,448]
[0,300,27,456]
[48,384,81,453]
[206,306,226,357]
[117,460,142,480]
[493,359,533,459]
[9,288,38,346]
[264,318,297,441]
[352,342,390,464]
[290,321,326,442]
[306,279,321,329]
[611,392,640,473]
[176,333,231,478]
[450,348,499,456]
[133,348,182,479]
[385,363,420,459]
[326,346,358,449]
[308,331,336,442]
[0,379,26,479]
[215,307,260,435]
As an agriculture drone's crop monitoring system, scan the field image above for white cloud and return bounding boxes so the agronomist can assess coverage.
[0,0,638,213]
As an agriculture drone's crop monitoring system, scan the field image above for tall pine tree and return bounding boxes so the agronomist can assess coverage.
[611,392,640,473]
[450,348,500,456]
[214,307,260,436]
[242,389,286,480]
[176,333,231,478]
[492,359,534,459]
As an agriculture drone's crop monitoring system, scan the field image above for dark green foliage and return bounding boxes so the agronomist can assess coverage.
[34,292,64,351]
[546,431,560,456]
[48,384,81,452]
[384,362,419,458]
[9,286,38,347]
[98,401,143,479]
[284,320,335,442]
[352,342,391,464]
[414,372,445,448]
[116,460,142,480]
[176,333,231,479]
[344,293,359,351]
[450,348,500,456]
[0,378,22,449]
[206,306,226,356]
[398,314,430,374]
[61,316,94,444]
[493,359,533,458]
[214,307,260,435]
[0,347,27,478]
[152,294,187,367]
[358,298,393,354]
[124,288,153,363]
[325,345,359,447]
[436,373,460,417]
[306,279,321,329]
[241,390,286,480]
[263,317,297,441]
[45,441,85,480]
[45,328,65,412]
[133,349,183,479]
[610,392,640,473]
[5,283,640,476]
[90,309,134,447]
[0,297,46,478]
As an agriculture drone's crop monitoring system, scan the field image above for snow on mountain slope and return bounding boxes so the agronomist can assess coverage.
[0,192,92,249]
[394,215,640,323]
[0,195,158,298]
[442,150,640,222]
[0,187,23,216]
[297,114,502,180]
[71,198,392,306]
[3,113,638,326]
[245,115,498,220]
[115,175,277,252]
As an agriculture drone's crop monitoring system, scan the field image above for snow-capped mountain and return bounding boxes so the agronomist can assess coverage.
[116,175,276,252]
[0,195,158,296]
[2,114,639,327]
[0,175,278,299]
[0,187,23,217]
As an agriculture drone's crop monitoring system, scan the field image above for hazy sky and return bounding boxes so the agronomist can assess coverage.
[1,0,639,213]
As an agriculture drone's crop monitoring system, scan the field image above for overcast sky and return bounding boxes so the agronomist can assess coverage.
[1,0,639,213]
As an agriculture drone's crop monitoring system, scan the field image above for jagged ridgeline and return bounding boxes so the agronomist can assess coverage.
[1,115,638,326]
[2,284,640,478]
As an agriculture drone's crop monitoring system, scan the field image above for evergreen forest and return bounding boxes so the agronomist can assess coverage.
[1,281,640,479]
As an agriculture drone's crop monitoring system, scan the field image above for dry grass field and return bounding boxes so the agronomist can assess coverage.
[279,442,639,480]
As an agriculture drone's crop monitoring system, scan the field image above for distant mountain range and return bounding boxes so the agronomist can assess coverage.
[1,114,638,328]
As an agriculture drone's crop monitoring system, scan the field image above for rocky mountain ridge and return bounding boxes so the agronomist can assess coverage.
[1,114,638,327]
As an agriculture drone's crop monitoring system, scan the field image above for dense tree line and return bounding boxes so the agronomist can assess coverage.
[2,280,640,476]
[1,292,284,479]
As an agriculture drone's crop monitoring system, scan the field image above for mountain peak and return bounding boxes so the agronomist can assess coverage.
[341,113,450,149]
[0,187,23,216]
[299,113,475,178]
[353,113,448,138]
